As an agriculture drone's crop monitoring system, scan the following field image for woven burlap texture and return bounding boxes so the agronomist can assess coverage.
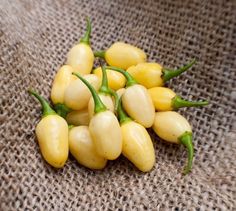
[1,0,236,210]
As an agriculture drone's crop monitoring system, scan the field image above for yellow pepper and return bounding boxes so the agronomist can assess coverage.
[50,65,77,118]
[93,66,126,90]
[117,97,155,172]
[127,59,196,88]
[88,66,115,119]
[64,74,101,110]
[152,111,193,174]
[148,87,209,111]
[73,72,122,160]
[94,42,146,69]
[106,66,155,128]
[29,90,68,168]
[66,108,90,126]
[66,18,94,75]
[69,126,107,169]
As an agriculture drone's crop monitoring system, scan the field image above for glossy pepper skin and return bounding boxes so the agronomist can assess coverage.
[148,87,209,111]
[50,65,76,118]
[69,126,107,169]
[106,66,155,128]
[117,97,155,172]
[127,59,196,89]
[29,90,68,168]
[64,74,101,110]
[93,67,126,90]
[152,111,193,174]
[73,72,122,160]
[66,18,94,75]
[66,109,90,126]
[88,66,115,119]
[94,42,146,70]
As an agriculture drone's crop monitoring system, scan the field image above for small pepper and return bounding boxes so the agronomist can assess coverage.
[64,74,101,110]
[69,126,107,169]
[29,90,68,168]
[106,66,155,128]
[88,66,115,119]
[126,59,196,88]
[66,18,94,75]
[66,108,90,126]
[148,87,209,111]
[73,72,122,160]
[117,97,155,172]
[50,65,77,118]
[152,111,193,174]
[93,66,126,90]
[94,42,146,69]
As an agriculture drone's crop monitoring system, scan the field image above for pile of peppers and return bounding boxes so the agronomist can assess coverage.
[29,18,209,174]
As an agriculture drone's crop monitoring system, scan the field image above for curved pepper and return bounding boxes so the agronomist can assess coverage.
[69,126,107,169]
[66,108,90,126]
[152,111,194,175]
[148,87,209,111]
[117,97,155,172]
[64,74,101,110]
[105,66,155,128]
[66,18,94,74]
[93,66,126,90]
[94,42,146,69]
[29,90,68,168]
[72,72,122,160]
[88,66,115,119]
[126,59,196,88]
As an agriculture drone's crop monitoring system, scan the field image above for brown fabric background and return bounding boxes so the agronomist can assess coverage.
[0,0,236,210]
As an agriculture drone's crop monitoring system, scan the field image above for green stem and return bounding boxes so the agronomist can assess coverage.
[54,103,71,119]
[99,66,111,95]
[178,132,194,175]
[72,73,106,114]
[162,58,196,82]
[28,89,56,117]
[172,96,209,110]
[94,50,105,58]
[80,17,91,45]
[117,96,132,124]
[105,66,137,87]
[109,89,119,111]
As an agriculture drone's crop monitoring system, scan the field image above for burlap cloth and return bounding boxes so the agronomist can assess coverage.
[1,0,236,210]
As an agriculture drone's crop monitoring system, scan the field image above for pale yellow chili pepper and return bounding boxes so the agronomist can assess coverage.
[127,59,196,88]
[29,90,68,168]
[152,111,193,174]
[69,126,107,169]
[73,72,122,160]
[66,18,94,75]
[148,87,209,111]
[94,42,146,69]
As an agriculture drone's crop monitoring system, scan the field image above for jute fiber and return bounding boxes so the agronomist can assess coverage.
[0,0,236,210]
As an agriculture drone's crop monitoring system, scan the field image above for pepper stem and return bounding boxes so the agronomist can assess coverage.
[28,89,56,117]
[172,96,209,110]
[105,66,137,87]
[117,96,132,124]
[80,17,91,46]
[178,132,194,175]
[99,66,111,95]
[72,73,107,114]
[109,89,119,112]
[162,59,196,82]
[54,103,71,119]
[94,50,105,58]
